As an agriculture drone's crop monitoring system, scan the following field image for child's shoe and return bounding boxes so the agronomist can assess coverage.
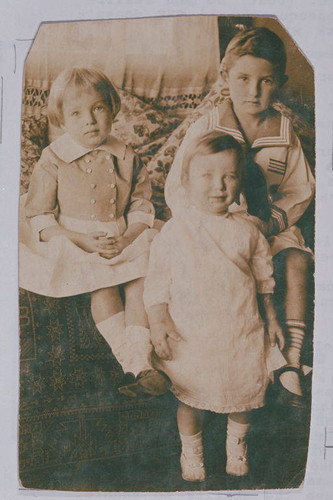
[118,369,171,397]
[180,451,206,482]
[226,434,249,476]
[117,372,135,388]
[179,431,206,482]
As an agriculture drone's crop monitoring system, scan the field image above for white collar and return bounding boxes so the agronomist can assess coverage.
[50,133,127,163]
[211,99,291,148]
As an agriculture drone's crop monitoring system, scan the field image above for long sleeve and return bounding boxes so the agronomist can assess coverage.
[164,114,210,214]
[249,228,275,294]
[143,228,172,309]
[126,153,155,227]
[268,134,315,235]
[24,148,60,237]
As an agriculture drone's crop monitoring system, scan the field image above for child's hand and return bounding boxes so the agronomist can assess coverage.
[151,315,183,361]
[74,232,116,254]
[266,316,285,350]
[98,235,130,259]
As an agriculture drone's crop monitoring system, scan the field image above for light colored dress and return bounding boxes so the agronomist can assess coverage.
[19,133,157,297]
[144,207,285,414]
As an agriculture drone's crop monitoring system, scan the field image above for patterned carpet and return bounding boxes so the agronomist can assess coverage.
[19,289,312,492]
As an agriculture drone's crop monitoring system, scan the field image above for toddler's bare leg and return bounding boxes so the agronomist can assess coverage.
[177,403,206,482]
[177,402,205,436]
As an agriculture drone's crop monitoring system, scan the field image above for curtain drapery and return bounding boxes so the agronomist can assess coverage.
[24,16,220,115]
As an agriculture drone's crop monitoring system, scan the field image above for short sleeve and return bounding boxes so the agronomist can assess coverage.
[249,228,275,294]
[24,148,60,236]
[126,153,155,227]
[143,228,172,309]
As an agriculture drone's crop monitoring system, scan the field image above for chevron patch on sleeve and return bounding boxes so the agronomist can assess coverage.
[267,158,286,175]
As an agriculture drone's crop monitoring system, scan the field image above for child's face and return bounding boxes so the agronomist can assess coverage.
[185,150,241,215]
[62,87,113,148]
[225,55,279,117]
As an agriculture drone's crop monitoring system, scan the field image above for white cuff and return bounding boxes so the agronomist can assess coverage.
[127,211,154,228]
[30,214,58,240]
[143,293,170,310]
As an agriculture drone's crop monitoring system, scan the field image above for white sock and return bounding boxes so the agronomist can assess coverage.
[96,311,131,373]
[226,417,250,476]
[285,319,306,367]
[179,431,205,481]
[227,417,250,439]
[180,431,204,456]
[125,325,153,377]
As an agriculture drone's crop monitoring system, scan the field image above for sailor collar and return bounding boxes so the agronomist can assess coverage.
[50,132,127,163]
[211,99,291,148]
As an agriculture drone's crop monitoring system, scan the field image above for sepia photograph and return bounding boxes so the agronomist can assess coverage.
[17,13,316,493]
[16,14,317,493]
[3,0,333,495]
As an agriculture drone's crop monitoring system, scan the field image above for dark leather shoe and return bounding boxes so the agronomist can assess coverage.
[275,366,307,409]
[118,369,171,398]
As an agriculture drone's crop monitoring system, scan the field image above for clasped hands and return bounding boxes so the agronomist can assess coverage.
[76,231,130,259]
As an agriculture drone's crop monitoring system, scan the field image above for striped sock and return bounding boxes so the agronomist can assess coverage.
[285,319,306,367]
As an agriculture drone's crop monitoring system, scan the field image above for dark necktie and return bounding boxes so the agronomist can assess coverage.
[242,149,271,222]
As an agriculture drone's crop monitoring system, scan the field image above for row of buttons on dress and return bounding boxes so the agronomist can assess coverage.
[85,154,117,220]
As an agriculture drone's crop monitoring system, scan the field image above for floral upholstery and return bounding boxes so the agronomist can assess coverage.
[21,115,49,195]
[21,83,314,222]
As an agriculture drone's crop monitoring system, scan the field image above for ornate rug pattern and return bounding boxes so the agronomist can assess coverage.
[19,289,312,492]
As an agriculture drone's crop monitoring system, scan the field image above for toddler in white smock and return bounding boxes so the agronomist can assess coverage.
[144,132,286,481]
[20,67,170,396]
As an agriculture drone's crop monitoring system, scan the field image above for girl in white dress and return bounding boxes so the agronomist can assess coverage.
[20,67,170,396]
[144,131,285,481]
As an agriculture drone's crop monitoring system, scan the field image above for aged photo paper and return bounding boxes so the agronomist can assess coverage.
[0,1,333,499]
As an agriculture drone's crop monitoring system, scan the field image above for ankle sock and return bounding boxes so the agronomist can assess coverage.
[179,430,205,481]
[180,430,203,454]
[226,417,250,476]
[227,417,250,439]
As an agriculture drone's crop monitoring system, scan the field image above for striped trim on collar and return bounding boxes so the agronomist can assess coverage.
[209,106,245,144]
[209,100,291,148]
[252,115,290,148]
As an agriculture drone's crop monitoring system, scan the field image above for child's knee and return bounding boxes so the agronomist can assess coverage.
[91,286,123,320]
[284,248,312,278]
